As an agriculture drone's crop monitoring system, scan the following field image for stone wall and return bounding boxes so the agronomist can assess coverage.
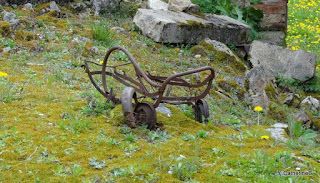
[252,0,288,44]
[233,0,288,44]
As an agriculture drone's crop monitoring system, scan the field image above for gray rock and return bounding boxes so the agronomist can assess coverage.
[2,10,20,29]
[133,9,250,45]
[156,104,172,117]
[245,66,275,109]
[259,31,286,45]
[194,54,201,58]
[50,1,60,11]
[266,123,288,142]
[3,47,11,53]
[91,0,121,16]
[282,93,294,106]
[301,96,320,110]
[71,2,85,12]
[148,0,168,10]
[90,46,99,55]
[204,38,242,62]
[168,0,199,13]
[245,67,275,109]
[249,40,317,82]
[271,123,288,128]
[111,26,126,34]
[70,36,90,45]
[266,127,287,142]
[294,110,312,128]
[22,3,34,11]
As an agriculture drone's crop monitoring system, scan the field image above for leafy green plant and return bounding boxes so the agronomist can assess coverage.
[179,104,194,118]
[91,21,115,47]
[0,77,21,103]
[221,115,243,128]
[124,132,137,143]
[301,77,320,92]
[191,0,263,39]
[89,157,106,169]
[147,130,173,143]
[171,160,200,181]
[71,164,84,176]
[82,98,114,116]
[58,114,91,134]
[181,133,195,141]
[195,129,209,138]
[288,122,318,147]
[276,76,320,93]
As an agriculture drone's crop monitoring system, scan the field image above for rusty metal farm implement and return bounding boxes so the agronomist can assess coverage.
[83,46,215,129]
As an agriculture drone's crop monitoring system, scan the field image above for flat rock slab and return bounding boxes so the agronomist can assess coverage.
[249,40,317,82]
[133,9,251,45]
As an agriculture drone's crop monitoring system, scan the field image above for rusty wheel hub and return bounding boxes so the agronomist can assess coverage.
[194,99,209,124]
[134,101,157,129]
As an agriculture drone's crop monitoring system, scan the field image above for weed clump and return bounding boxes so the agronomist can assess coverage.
[91,21,115,47]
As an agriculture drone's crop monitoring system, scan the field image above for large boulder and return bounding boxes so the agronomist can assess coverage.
[249,40,317,82]
[133,9,251,45]
[245,66,276,109]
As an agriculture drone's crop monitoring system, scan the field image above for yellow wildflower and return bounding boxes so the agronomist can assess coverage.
[254,106,263,112]
[316,65,320,70]
[99,60,104,65]
[261,135,269,140]
[0,71,8,77]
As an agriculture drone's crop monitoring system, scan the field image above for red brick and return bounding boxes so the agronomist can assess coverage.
[252,4,287,14]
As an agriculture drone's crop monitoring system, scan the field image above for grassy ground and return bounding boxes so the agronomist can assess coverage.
[0,2,319,182]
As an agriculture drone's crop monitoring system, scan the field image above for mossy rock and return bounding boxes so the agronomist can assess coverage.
[190,45,208,56]
[15,30,38,41]
[304,110,320,131]
[265,83,278,103]
[196,39,247,74]
[216,78,245,100]
[34,2,51,13]
[267,102,287,122]
[0,21,10,36]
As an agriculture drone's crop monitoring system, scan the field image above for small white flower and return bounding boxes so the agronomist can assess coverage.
[296,167,301,171]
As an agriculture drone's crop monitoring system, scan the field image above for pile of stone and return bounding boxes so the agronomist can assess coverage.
[135,0,251,46]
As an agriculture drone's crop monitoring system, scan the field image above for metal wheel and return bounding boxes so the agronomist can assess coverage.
[134,101,157,130]
[121,87,137,128]
[194,99,209,124]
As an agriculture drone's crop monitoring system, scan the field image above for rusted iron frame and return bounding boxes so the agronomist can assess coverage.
[86,46,214,108]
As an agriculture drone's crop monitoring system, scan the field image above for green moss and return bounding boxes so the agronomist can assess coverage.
[15,30,38,41]
[190,45,208,56]
[265,83,277,102]
[34,3,51,13]
[304,110,320,131]
[268,102,287,122]
[0,21,10,36]
[216,78,245,100]
[190,11,206,19]
[197,40,247,74]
